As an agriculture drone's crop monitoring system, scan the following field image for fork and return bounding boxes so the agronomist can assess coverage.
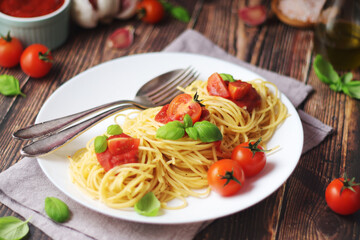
[17,67,199,157]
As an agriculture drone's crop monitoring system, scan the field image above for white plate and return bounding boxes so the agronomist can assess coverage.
[36,52,303,224]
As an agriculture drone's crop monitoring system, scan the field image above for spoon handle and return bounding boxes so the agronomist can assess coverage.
[20,104,141,157]
[13,100,136,140]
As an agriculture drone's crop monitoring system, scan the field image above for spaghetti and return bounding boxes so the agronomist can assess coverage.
[69,78,288,210]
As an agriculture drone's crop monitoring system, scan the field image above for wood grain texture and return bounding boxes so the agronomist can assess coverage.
[1,0,359,239]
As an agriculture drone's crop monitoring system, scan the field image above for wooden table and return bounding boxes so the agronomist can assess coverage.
[1,1,359,239]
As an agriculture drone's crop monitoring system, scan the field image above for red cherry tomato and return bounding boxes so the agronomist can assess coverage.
[96,134,140,171]
[206,73,230,98]
[233,87,261,112]
[155,104,170,124]
[0,33,23,68]
[325,176,360,215]
[231,139,266,177]
[208,159,245,196]
[136,0,165,24]
[228,81,251,100]
[20,44,53,78]
[166,93,202,123]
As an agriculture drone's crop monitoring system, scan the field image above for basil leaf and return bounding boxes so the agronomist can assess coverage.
[185,127,198,140]
[0,75,26,97]
[220,73,235,82]
[44,197,70,223]
[159,0,172,12]
[193,121,222,142]
[170,6,190,22]
[0,216,30,240]
[134,192,160,216]
[156,121,185,140]
[183,114,193,128]
[94,135,108,153]
[313,55,340,84]
[329,82,342,92]
[107,124,123,135]
[343,81,360,99]
[341,72,353,84]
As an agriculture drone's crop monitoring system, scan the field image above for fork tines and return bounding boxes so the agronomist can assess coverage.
[148,67,199,106]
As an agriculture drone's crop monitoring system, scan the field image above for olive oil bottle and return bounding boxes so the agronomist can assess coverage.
[313,0,360,70]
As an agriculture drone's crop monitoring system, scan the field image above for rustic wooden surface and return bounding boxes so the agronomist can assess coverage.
[1,0,360,239]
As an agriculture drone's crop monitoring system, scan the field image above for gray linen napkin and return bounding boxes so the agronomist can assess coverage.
[0,29,332,240]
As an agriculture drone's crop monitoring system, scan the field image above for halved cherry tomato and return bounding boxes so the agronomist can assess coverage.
[0,32,23,68]
[155,104,170,124]
[233,87,261,112]
[325,176,360,215]
[96,133,140,171]
[228,81,251,100]
[231,139,266,177]
[166,93,202,123]
[207,73,230,98]
[108,137,140,155]
[207,159,245,196]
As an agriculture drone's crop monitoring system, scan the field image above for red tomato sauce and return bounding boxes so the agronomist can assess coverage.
[0,0,64,18]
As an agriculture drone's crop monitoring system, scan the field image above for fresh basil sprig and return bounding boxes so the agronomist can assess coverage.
[134,192,161,216]
[94,135,108,153]
[193,121,223,142]
[0,74,26,97]
[160,0,190,22]
[156,114,222,142]
[313,55,360,99]
[107,124,123,135]
[220,73,235,82]
[0,216,30,240]
[44,197,70,223]
[156,121,185,140]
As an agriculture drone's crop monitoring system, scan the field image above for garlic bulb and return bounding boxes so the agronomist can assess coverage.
[71,0,139,28]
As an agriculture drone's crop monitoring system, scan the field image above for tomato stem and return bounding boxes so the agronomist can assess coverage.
[137,8,146,20]
[38,50,53,63]
[219,168,242,187]
[1,31,12,42]
[340,173,360,194]
[242,137,269,157]
[193,92,205,107]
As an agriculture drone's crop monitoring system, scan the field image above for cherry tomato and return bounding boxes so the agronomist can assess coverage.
[0,32,23,68]
[207,73,230,98]
[166,93,202,123]
[20,44,53,78]
[233,87,261,112]
[155,104,170,124]
[96,134,140,171]
[231,138,266,177]
[136,0,165,24]
[325,176,360,215]
[228,81,251,100]
[207,159,245,196]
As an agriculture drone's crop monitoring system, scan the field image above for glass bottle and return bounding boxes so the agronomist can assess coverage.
[314,0,360,70]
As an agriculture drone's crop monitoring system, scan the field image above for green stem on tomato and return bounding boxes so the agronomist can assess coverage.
[219,168,242,187]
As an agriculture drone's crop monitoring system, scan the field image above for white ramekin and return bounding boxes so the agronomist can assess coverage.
[0,0,71,50]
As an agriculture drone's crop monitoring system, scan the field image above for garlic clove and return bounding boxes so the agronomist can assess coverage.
[106,26,135,49]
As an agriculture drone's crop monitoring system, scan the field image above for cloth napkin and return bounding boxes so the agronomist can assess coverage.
[0,29,333,240]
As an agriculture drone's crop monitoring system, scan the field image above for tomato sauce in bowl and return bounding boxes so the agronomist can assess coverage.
[0,0,64,18]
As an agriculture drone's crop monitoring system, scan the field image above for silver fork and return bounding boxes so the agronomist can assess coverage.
[17,67,199,157]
